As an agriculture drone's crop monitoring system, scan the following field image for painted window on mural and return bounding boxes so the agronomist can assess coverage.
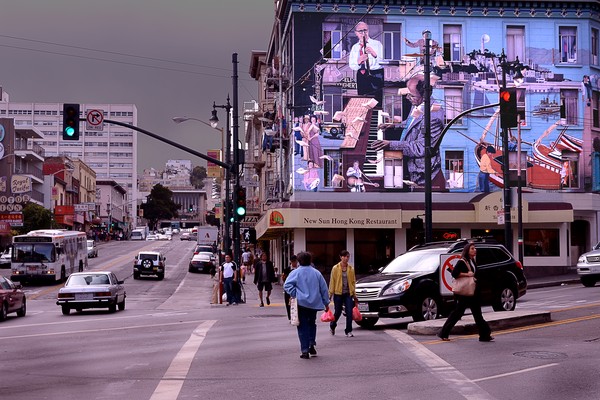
[592,28,599,66]
[382,23,401,61]
[445,151,464,189]
[443,25,462,62]
[506,26,525,62]
[559,26,577,63]
[444,87,463,125]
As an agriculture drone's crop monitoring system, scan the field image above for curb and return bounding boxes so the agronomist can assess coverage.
[407,310,552,336]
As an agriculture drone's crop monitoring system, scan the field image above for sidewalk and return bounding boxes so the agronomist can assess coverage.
[526,270,580,289]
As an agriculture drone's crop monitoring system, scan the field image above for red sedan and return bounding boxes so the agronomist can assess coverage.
[0,275,26,321]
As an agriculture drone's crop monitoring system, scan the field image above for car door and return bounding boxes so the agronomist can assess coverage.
[1,277,23,313]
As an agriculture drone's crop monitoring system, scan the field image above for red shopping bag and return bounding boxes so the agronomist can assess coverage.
[320,309,334,322]
[352,306,362,322]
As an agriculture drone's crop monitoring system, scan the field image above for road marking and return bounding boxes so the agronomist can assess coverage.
[0,319,206,340]
[385,329,496,400]
[150,320,216,400]
[472,363,559,382]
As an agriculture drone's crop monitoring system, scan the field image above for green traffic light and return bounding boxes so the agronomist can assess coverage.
[236,207,246,216]
[65,126,75,136]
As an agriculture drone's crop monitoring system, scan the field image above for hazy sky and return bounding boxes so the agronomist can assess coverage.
[0,0,274,173]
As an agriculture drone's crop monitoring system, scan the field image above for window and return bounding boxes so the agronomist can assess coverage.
[560,157,579,189]
[506,26,525,61]
[559,26,577,63]
[443,25,462,62]
[322,29,342,60]
[524,229,559,256]
[445,150,464,189]
[444,87,463,124]
[593,91,600,129]
[592,28,599,66]
[323,150,342,188]
[383,92,402,122]
[306,229,346,274]
[323,88,342,123]
[383,157,402,188]
[383,23,401,61]
[561,89,578,125]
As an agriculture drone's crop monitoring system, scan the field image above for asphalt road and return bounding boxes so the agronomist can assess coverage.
[1,239,600,400]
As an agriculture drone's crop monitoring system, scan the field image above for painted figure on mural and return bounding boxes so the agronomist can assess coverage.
[348,22,384,106]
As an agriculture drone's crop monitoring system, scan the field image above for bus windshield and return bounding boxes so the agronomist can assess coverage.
[13,243,56,263]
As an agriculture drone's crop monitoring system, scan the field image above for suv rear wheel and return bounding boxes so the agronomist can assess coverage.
[581,276,597,287]
[492,284,517,311]
[412,293,441,321]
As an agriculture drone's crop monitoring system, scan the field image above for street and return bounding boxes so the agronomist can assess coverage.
[1,239,599,400]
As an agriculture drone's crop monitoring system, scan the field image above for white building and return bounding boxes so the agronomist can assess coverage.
[0,87,138,223]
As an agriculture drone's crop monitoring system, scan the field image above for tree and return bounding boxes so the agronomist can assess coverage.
[140,184,181,230]
[190,166,207,189]
[16,203,53,234]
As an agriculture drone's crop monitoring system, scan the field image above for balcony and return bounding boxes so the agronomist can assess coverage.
[15,164,43,183]
[14,138,45,162]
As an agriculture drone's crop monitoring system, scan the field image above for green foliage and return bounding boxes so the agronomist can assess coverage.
[140,184,181,230]
[17,203,53,234]
[190,166,207,189]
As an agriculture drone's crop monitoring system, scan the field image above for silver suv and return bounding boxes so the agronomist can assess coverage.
[133,251,166,280]
[577,242,600,287]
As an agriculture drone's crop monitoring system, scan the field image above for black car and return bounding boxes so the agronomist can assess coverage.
[355,238,527,327]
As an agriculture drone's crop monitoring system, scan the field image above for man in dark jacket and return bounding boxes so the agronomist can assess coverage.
[253,252,276,307]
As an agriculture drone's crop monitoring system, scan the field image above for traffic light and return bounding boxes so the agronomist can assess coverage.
[234,186,247,220]
[62,103,80,140]
[188,205,194,212]
[410,217,424,231]
[499,88,518,129]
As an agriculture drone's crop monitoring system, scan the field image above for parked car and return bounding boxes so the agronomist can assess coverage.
[0,276,26,321]
[193,244,216,255]
[355,238,527,327]
[180,232,191,241]
[157,233,172,241]
[577,242,600,287]
[56,271,125,315]
[0,248,12,268]
[86,240,98,258]
[146,234,159,241]
[133,251,166,280]
[189,251,216,273]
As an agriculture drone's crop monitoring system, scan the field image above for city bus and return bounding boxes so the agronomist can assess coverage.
[11,230,88,282]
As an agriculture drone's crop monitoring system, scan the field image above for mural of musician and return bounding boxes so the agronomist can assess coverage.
[348,22,384,106]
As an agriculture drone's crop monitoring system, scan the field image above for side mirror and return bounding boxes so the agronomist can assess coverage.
[163,257,167,261]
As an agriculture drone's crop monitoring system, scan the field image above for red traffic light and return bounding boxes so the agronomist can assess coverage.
[500,90,512,102]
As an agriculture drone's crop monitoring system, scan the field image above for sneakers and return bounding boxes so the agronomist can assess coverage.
[266,297,270,305]
[330,328,335,336]
[479,336,494,342]
[259,302,264,307]
[300,352,310,359]
[345,332,354,337]
[437,334,450,341]
[309,346,317,356]
[232,302,238,306]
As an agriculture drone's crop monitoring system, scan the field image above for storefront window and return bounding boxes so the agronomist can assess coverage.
[306,229,346,276]
[354,229,395,275]
[406,228,461,249]
[524,229,560,256]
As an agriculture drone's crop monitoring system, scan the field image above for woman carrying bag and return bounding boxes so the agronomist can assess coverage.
[438,242,494,342]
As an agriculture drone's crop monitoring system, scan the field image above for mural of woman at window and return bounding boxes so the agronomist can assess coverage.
[301,115,323,167]
[302,161,320,192]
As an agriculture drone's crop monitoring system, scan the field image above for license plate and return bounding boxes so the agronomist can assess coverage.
[75,293,94,301]
[358,302,369,312]
[27,267,37,272]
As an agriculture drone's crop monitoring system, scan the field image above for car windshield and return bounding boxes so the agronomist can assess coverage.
[381,250,442,274]
[67,274,110,286]
[13,243,56,263]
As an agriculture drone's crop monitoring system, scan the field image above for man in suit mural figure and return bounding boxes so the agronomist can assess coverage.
[371,75,446,191]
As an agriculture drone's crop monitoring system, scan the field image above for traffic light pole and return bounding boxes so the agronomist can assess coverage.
[500,51,513,253]
[232,53,241,267]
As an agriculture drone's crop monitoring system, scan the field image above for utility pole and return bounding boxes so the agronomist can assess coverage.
[232,53,241,267]
[423,30,433,243]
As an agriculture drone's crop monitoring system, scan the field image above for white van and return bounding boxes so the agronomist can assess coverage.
[131,229,146,240]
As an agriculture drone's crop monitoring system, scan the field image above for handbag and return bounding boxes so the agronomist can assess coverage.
[290,297,300,326]
[452,259,476,297]
[352,306,362,322]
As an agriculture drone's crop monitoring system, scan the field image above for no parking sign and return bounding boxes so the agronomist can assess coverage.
[439,254,461,295]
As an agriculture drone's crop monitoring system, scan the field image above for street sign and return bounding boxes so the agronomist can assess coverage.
[86,109,104,131]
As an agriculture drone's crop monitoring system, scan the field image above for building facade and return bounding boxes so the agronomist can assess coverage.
[246,0,600,279]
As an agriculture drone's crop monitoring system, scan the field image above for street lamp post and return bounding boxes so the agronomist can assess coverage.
[423,30,433,243]
[172,115,229,255]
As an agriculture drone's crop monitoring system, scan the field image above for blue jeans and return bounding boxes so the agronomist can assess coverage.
[296,306,318,353]
[331,293,354,334]
[478,172,490,192]
[223,277,236,304]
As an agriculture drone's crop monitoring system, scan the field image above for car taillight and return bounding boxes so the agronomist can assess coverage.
[194,252,198,255]
[57,293,74,299]
[94,291,111,297]
[516,260,523,270]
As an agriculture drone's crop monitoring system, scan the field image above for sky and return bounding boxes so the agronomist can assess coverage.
[0,0,274,173]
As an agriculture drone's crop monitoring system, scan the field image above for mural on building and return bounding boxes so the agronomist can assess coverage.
[290,12,586,194]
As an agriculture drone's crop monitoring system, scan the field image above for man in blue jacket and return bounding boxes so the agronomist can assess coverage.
[284,251,330,359]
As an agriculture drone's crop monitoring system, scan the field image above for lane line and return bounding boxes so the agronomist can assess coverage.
[150,320,216,400]
[472,363,559,383]
[0,319,206,340]
[385,329,496,400]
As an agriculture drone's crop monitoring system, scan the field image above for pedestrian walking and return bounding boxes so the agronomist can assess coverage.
[283,251,330,359]
[241,248,253,282]
[220,253,238,306]
[438,242,494,342]
[253,252,276,307]
[328,250,357,337]
[282,254,299,320]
